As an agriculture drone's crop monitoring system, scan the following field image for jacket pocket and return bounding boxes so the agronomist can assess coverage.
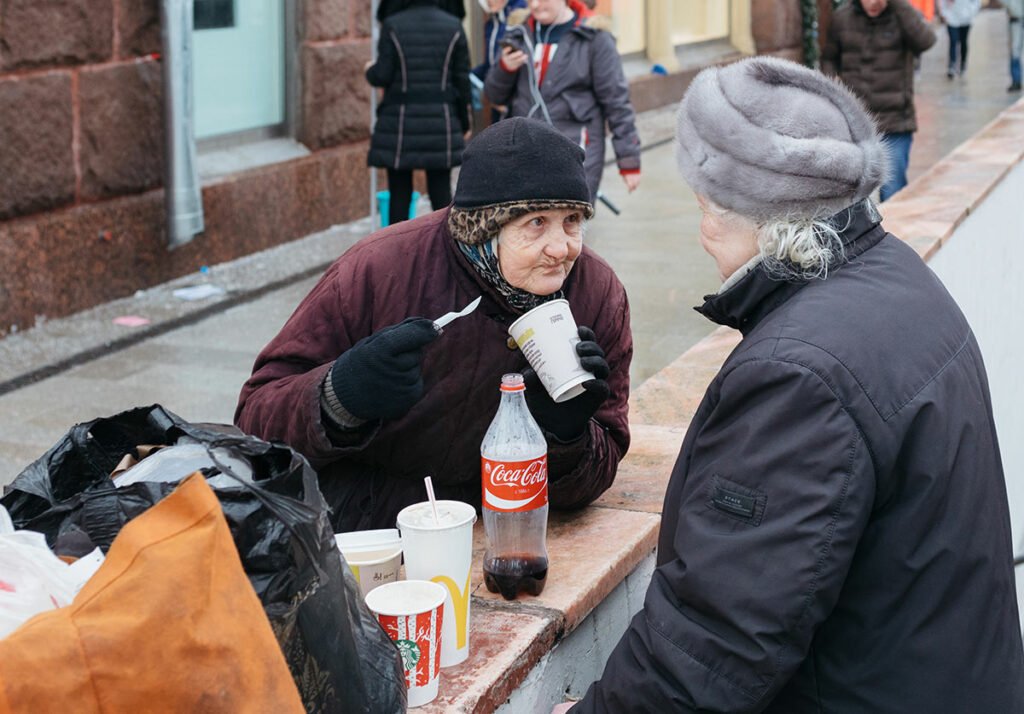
[562,89,595,124]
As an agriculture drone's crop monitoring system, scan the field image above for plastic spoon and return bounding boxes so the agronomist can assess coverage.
[433,296,482,330]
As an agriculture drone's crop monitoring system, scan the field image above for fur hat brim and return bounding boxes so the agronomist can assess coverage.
[676,57,887,221]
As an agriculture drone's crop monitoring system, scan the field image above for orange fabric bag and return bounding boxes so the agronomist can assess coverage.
[0,474,304,713]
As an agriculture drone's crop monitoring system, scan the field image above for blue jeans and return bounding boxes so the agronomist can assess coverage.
[880,132,913,202]
[947,25,970,73]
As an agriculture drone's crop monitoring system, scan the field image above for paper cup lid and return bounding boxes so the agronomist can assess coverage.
[365,580,447,616]
[396,500,477,531]
[335,528,401,553]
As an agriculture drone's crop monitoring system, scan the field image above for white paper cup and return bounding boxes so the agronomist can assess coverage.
[508,298,592,403]
[343,548,403,598]
[396,500,477,667]
[335,529,403,597]
[365,580,447,708]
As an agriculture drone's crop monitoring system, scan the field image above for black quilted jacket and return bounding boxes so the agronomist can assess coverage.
[366,3,471,170]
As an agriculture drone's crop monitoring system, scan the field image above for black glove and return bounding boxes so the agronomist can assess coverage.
[329,318,439,421]
[523,326,611,443]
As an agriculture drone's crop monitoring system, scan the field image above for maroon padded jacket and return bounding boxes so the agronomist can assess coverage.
[235,208,632,531]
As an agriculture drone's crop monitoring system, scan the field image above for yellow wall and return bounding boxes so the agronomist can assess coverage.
[574,0,746,59]
[611,0,647,54]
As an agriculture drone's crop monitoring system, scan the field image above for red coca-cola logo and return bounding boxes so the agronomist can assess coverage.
[489,460,546,488]
[482,456,548,513]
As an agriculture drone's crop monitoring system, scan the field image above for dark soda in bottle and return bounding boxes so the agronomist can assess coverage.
[480,374,549,601]
[483,553,548,600]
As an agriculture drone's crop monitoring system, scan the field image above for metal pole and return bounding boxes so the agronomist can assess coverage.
[160,0,204,249]
[369,0,380,228]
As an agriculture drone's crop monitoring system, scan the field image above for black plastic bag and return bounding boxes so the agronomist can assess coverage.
[1,404,406,714]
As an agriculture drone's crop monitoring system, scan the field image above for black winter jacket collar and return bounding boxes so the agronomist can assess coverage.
[695,201,885,334]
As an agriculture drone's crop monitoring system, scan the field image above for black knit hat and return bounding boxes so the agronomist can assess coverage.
[454,117,592,207]
[450,118,593,245]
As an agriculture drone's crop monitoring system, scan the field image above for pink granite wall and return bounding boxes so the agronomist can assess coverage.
[0,0,377,335]
[751,0,804,63]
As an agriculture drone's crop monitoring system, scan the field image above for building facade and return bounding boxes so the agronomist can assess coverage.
[0,0,816,334]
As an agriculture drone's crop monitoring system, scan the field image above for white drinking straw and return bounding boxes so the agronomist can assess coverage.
[424,476,440,525]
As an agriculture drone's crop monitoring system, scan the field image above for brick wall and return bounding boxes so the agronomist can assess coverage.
[0,1,163,221]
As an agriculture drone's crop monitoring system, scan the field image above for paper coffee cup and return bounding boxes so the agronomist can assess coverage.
[341,547,402,598]
[508,298,592,403]
[396,500,477,667]
[365,580,447,708]
[335,529,403,597]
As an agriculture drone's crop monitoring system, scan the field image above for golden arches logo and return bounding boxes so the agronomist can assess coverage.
[430,570,471,649]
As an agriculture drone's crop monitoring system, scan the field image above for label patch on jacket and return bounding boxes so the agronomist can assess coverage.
[707,475,765,526]
[712,486,755,518]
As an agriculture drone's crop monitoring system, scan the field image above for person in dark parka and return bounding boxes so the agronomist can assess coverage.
[366,0,471,226]
[555,57,1024,713]
[236,119,631,533]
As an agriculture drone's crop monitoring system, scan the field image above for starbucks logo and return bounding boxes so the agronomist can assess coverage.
[396,639,421,670]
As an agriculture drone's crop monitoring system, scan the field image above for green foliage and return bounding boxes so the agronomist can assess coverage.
[801,0,820,68]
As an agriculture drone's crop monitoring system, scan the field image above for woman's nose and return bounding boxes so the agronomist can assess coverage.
[542,228,572,259]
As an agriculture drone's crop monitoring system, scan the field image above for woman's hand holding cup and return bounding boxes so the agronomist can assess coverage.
[523,326,610,443]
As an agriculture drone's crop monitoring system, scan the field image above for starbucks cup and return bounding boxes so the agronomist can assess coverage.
[365,580,447,708]
[396,500,477,667]
[508,298,592,403]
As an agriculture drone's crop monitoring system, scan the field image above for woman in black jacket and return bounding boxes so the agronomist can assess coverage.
[366,0,471,226]
[559,56,1023,714]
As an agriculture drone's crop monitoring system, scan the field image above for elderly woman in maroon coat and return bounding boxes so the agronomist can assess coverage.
[235,118,631,531]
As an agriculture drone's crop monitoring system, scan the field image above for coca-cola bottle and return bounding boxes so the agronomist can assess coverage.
[480,373,549,600]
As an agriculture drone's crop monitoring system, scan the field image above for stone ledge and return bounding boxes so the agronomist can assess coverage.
[881,97,1024,260]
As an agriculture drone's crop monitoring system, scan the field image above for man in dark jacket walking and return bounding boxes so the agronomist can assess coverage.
[822,0,936,201]
[556,57,1023,714]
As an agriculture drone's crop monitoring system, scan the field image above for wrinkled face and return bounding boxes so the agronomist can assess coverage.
[529,0,569,25]
[861,0,888,17]
[498,208,584,295]
[696,195,760,282]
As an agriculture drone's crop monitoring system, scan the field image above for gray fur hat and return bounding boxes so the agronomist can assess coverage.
[675,56,886,221]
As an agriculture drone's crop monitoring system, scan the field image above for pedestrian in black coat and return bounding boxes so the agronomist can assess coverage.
[555,56,1024,714]
[366,0,471,226]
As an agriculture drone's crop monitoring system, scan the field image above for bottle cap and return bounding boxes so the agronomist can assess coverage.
[500,373,525,392]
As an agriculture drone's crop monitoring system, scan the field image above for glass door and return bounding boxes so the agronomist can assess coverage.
[192,0,285,140]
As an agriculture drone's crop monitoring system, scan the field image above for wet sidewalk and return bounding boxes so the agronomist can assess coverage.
[1,9,1019,485]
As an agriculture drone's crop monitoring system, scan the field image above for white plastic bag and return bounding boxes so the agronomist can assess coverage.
[0,505,104,640]
[112,438,253,489]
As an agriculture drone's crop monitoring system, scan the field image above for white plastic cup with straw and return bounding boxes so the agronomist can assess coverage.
[396,480,477,667]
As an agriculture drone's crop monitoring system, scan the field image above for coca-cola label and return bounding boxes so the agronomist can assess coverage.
[481,456,548,512]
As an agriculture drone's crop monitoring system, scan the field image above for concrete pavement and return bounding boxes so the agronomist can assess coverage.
[1,9,1018,486]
